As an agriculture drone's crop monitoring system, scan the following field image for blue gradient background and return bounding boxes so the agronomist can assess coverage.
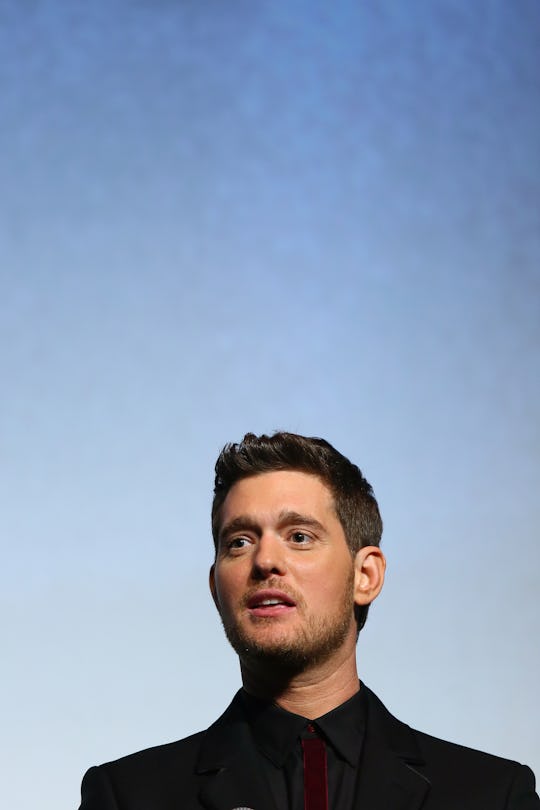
[1,2,539,808]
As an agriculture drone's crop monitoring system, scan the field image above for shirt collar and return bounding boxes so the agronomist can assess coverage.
[239,685,366,768]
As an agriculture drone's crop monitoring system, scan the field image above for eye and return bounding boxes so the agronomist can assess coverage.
[290,531,311,544]
[226,536,250,550]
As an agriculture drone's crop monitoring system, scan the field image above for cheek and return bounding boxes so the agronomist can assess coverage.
[214,568,242,610]
[301,561,353,604]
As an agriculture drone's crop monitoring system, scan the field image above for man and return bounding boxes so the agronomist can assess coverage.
[79,431,539,809]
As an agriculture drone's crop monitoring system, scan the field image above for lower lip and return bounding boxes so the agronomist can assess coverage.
[248,604,296,618]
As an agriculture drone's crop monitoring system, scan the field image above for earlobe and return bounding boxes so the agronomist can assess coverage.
[353,546,386,606]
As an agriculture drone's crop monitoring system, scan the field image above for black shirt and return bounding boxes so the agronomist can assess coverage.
[238,687,366,810]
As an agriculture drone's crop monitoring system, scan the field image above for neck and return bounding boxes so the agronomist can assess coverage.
[240,647,360,719]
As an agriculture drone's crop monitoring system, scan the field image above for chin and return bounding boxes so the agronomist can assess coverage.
[228,629,350,673]
[220,603,355,672]
[238,641,312,673]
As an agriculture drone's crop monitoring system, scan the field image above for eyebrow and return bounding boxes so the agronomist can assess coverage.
[219,515,261,543]
[219,510,326,543]
[277,510,325,533]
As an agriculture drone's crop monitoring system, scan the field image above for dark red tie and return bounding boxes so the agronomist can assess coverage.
[302,727,328,810]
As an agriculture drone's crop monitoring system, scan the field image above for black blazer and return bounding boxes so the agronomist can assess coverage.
[79,684,539,809]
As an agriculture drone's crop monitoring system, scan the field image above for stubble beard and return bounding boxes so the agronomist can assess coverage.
[219,568,356,675]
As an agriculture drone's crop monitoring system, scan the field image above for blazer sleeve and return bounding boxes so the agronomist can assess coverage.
[506,764,540,809]
[79,766,120,810]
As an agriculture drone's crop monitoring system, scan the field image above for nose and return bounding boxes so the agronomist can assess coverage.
[251,532,286,579]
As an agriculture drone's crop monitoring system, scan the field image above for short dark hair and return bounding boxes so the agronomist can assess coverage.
[211,431,383,632]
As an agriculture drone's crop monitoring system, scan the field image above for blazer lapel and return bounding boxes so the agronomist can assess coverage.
[196,692,278,810]
[356,685,431,810]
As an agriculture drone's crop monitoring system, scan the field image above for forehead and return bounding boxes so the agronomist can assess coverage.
[218,470,335,527]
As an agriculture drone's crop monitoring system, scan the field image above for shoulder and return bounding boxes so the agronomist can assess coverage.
[364,683,523,765]
[91,690,246,778]
[80,731,209,809]
[361,683,539,806]
[79,694,248,809]
[102,729,207,775]
[413,725,528,777]
[411,730,539,806]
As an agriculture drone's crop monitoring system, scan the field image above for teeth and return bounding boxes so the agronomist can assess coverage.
[259,599,281,606]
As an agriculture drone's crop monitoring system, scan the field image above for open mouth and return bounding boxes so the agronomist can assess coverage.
[246,589,297,617]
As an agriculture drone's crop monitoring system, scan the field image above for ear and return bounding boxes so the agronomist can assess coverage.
[353,546,386,607]
[209,564,220,611]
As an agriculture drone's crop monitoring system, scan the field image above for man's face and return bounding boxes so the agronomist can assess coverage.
[210,470,359,671]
